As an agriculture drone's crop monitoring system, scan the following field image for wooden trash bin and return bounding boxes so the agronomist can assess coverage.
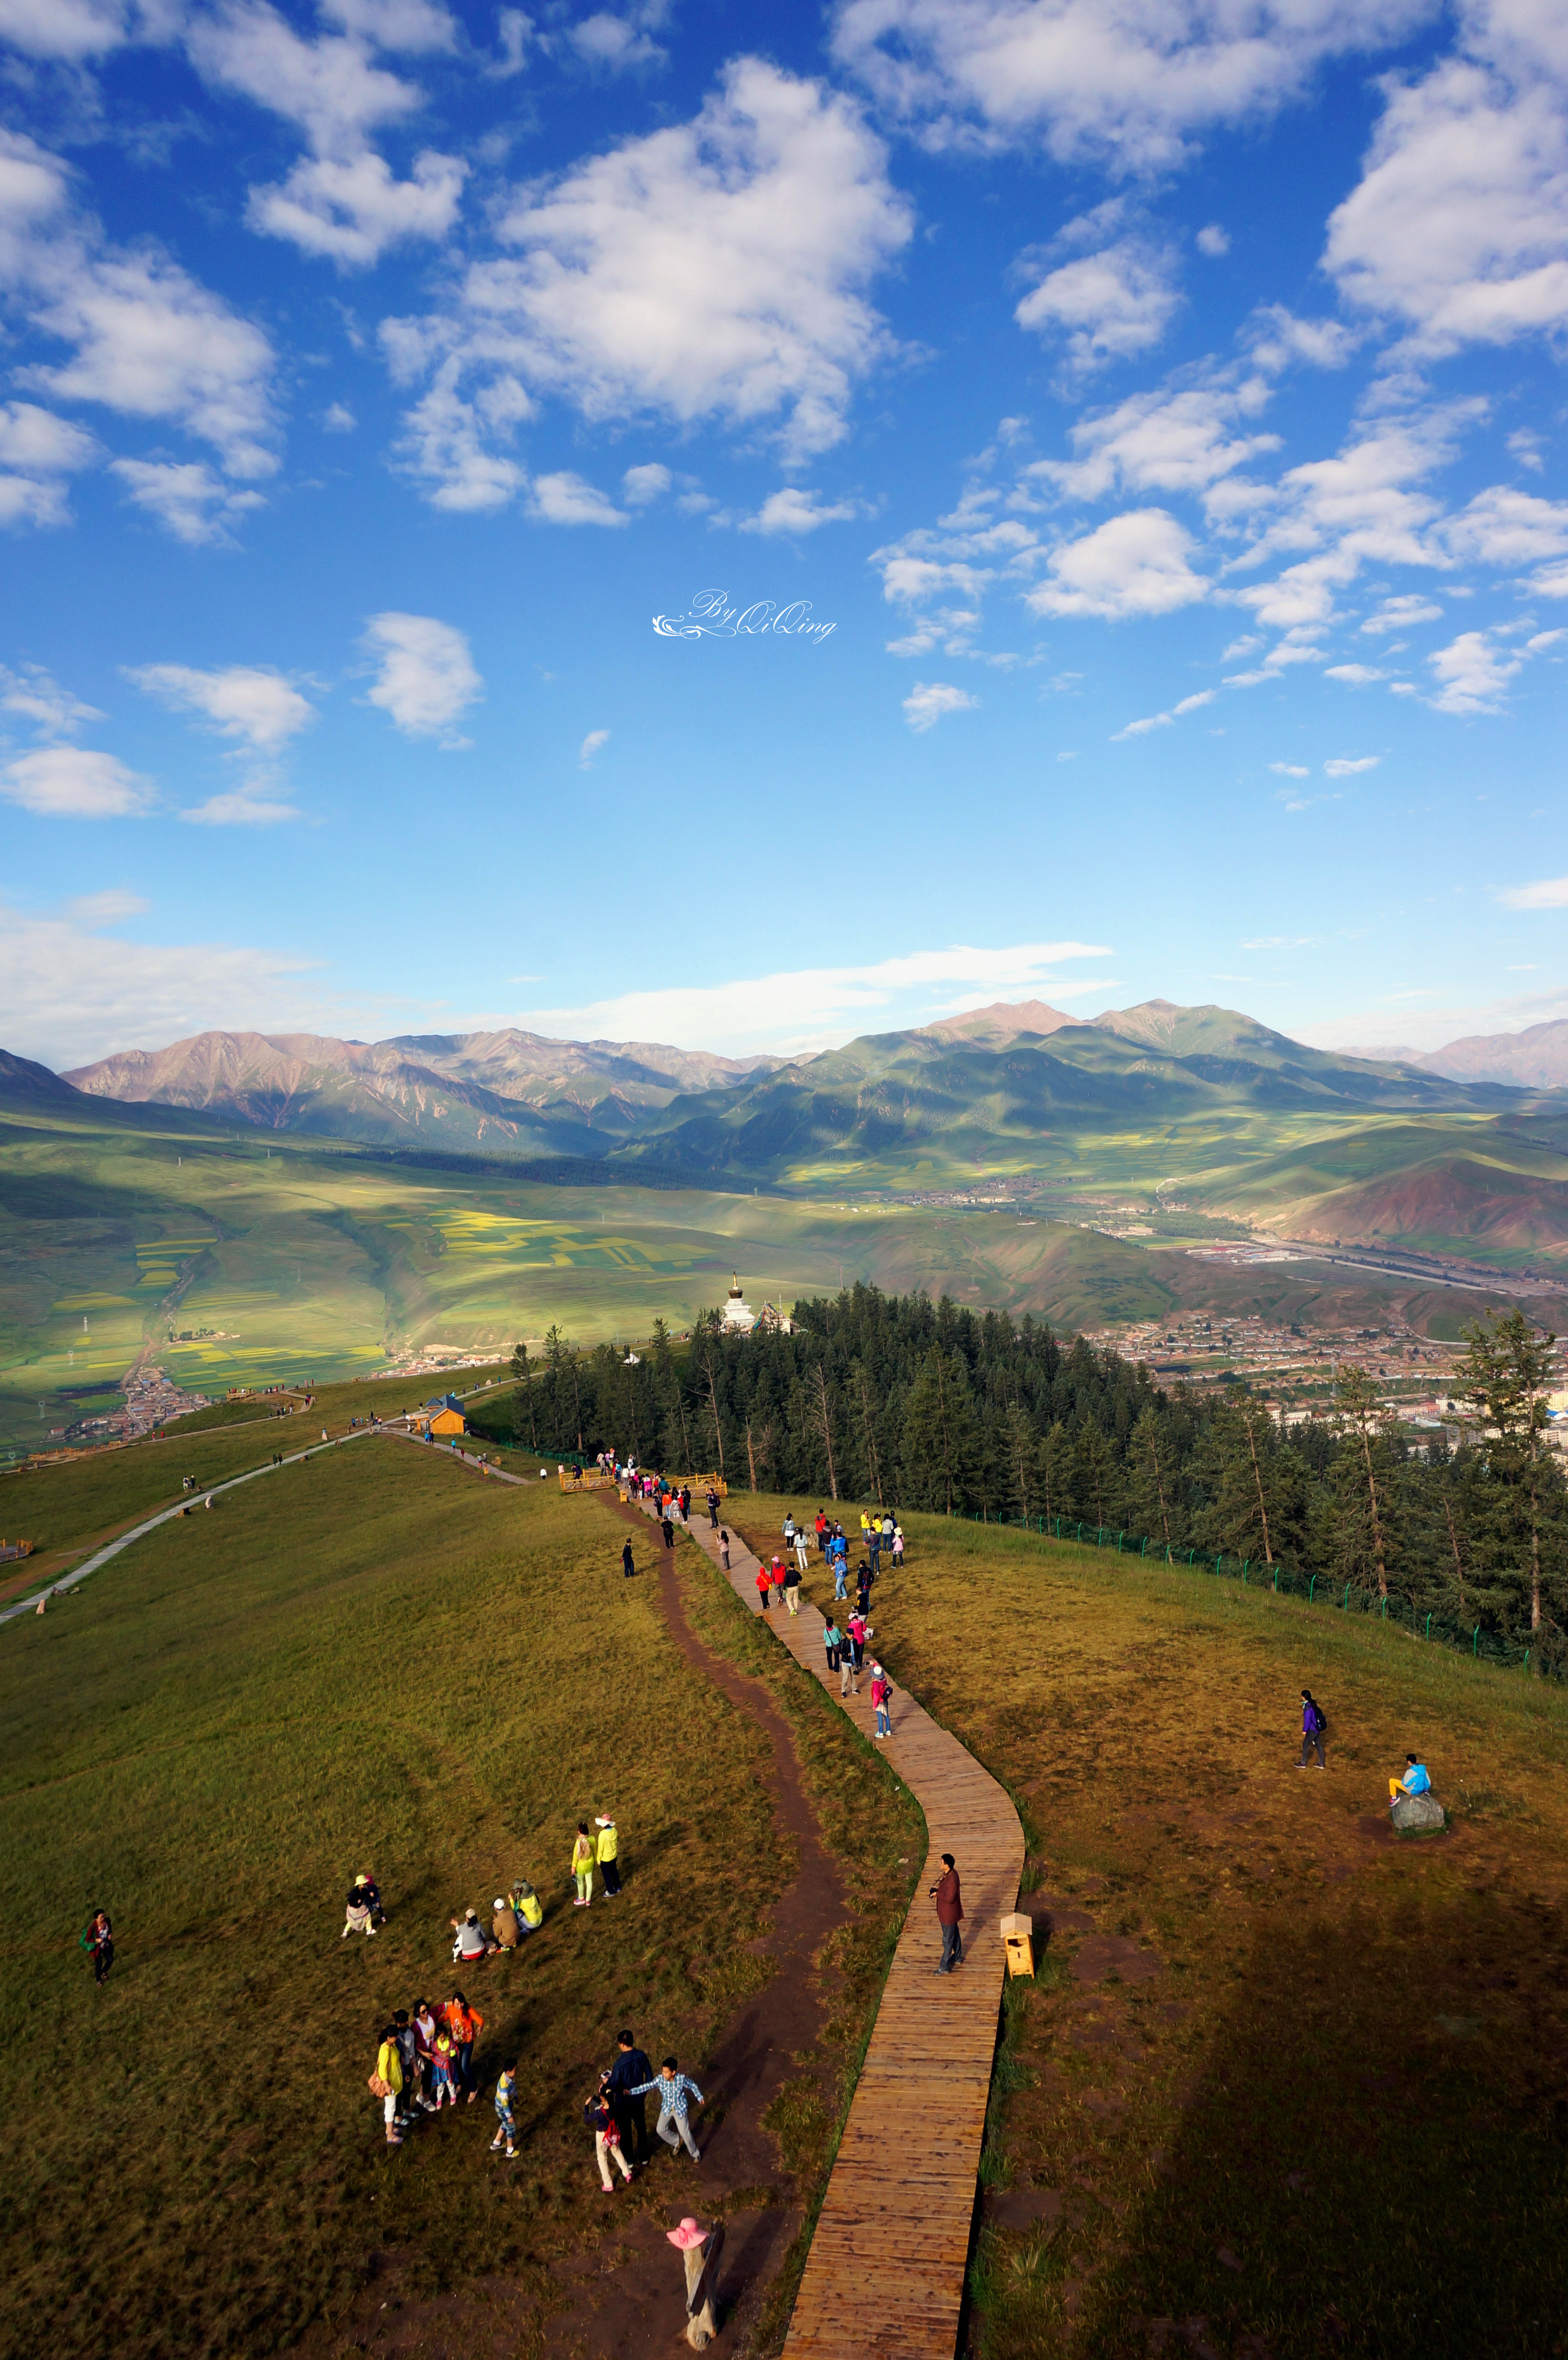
[1000,1912,1034,1979]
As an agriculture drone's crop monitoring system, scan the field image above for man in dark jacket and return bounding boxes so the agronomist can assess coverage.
[606,2028,655,2163]
[931,1854,964,1974]
[622,1538,636,1579]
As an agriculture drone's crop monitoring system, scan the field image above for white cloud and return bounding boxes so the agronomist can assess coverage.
[1024,377,1279,505]
[188,1,466,268]
[528,469,627,526]
[0,0,135,59]
[1269,761,1309,776]
[1323,753,1380,774]
[1508,425,1545,470]
[128,663,317,751]
[510,937,1113,1056]
[391,359,530,512]
[1111,686,1213,738]
[1196,221,1229,256]
[622,461,671,504]
[249,149,466,267]
[0,662,101,737]
[578,727,610,767]
[1015,229,1181,370]
[0,746,155,817]
[1444,482,1568,564]
[1027,506,1206,618]
[363,610,481,739]
[1325,45,1568,353]
[1325,662,1384,683]
[743,485,860,534]
[1427,627,1521,713]
[0,399,98,529]
[1361,592,1443,633]
[1498,873,1568,910]
[110,459,268,545]
[1244,303,1359,371]
[180,789,300,824]
[571,7,667,70]
[904,680,977,731]
[382,58,912,502]
[831,0,1432,170]
[0,900,392,1070]
[324,401,356,431]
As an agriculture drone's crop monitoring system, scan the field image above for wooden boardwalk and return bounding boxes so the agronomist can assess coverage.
[629,1501,1024,2360]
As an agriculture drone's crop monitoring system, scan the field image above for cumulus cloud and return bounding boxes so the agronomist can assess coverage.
[571,5,668,70]
[527,469,626,525]
[0,0,137,59]
[381,59,912,504]
[1361,592,1443,633]
[904,679,978,730]
[1196,221,1229,256]
[831,0,1432,170]
[181,789,301,824]
[1023,375,1279,506]
[622,461,671,504]
[110,459,268,545]
[0,746,155,817]
[1027,506,1207,617]
[1427,627,1522,713]
[1325,37,1568,354]
[1015,226,1181,371]
[364,610,481,739]
[1269,762,1310,776]
[187,0,466,267]
[1324,662,1385,683]
[127,663,317,751]
[743,486,860,534]
[0,399,98,529]
[1323,753,1380,774]
[1111,687,1213,739]
[578,728,610,767]
[0,663,102,737]
[1498,872,1568,910]
[1444,482,1568,564]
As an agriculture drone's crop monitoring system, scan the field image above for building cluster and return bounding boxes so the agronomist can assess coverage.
[65,1365,210,1446]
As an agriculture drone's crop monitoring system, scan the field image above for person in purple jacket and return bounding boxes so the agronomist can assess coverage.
[1297,1688,1327,1769]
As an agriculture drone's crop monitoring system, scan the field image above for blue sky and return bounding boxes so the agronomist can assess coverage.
[2,0,1568,1069]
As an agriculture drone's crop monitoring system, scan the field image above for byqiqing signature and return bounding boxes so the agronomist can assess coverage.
[652,588,837,642]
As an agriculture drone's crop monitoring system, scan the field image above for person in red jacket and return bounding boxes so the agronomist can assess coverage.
[755,1562,772,1611]
[931,1853,964,1975]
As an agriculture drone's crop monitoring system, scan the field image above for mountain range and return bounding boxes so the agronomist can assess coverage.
[1344,1017,1568,1091]
[38,999,1522,1186]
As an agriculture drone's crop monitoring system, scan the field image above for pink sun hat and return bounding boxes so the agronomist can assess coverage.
[666,2217,709,2250]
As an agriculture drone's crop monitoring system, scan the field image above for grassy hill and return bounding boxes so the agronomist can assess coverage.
[720,1490,1568,2358]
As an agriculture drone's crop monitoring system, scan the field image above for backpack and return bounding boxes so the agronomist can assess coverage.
[1310,1700,1327,1733]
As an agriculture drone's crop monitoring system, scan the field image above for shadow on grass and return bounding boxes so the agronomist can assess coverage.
[1001,1888,1568,2359]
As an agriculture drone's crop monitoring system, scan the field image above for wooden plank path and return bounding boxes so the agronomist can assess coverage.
[626,1500,1023,2360]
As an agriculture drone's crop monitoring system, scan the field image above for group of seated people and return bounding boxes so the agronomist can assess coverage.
[450,1881,545,1960]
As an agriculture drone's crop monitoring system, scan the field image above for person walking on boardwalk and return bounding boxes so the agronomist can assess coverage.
[783,1511,796,1554]
[1297,1689,1328,1770]
[622,1538,636,1580]
[606,2028,655,2163]
[668,2216,726,2349]
[870,1662,893,1741]
[769,1555,786,1610]
[823,1617,844,1685]
[847,1607,868,1678]
[707,1487,720,1529]
[793,1523,810,1576]
[572,1821,596,1906]
[755,1561,773,1611]
[587,2078,634,2192]
[629,2056,707,2159]
[595,1814,622,1896]
[81,1907,113,1984]
[931,1853,965,1975]
[831,1533,848,1600]
[784,1550,802,1616]
[719,1529,731,1571]
[491,2059,519,2158]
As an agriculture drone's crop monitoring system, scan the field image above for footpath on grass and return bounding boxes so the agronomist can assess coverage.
[624,1496,1025,2360]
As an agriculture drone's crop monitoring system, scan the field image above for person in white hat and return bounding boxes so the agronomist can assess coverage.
[491,1894,520,1949]
[594,1814,622,1896]
[666,2216,725,2349]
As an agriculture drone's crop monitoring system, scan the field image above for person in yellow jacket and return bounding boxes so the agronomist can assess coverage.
[512,1879,544,1932]
[374,2022,404,2145]
[572,1821,595,1907]
[595,1813,622,1897]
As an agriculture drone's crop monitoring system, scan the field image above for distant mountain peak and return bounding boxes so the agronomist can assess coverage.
[923,998,1075,1043]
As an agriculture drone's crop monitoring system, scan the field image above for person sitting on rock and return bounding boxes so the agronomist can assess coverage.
[1388,1753,1432,1805]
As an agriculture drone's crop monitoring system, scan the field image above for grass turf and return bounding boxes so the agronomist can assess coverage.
[720,1492,1568,2360]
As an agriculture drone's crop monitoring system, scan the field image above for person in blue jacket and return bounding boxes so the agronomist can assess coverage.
[1388,1753,1431,1802]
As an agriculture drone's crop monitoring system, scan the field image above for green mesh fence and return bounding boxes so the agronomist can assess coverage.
[965,1510,1557,1681]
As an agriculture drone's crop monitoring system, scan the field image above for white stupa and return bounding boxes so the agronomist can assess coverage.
[721,1273,756,1334]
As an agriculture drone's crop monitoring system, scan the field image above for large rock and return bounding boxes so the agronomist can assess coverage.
[1391,1791,1446,1832]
